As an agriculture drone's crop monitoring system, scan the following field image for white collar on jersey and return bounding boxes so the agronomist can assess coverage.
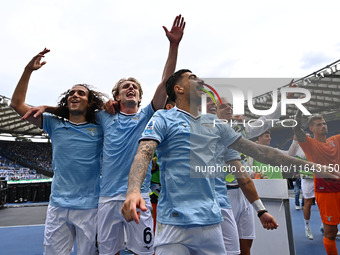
[69,120,88,126]
[174,106,201,120]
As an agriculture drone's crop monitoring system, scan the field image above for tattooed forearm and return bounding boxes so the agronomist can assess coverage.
[238,178,260,203]
[126,140,158,195]
[292,109,306,143]
[238,179,252,187]
[228,160,260,203]
[230,138,336,178]
[230,137,309,169]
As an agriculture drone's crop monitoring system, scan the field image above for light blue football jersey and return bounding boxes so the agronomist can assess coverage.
[43,113,103,209]
[215,147,241,209]
[97,104,154,197]
[140,107,241,226]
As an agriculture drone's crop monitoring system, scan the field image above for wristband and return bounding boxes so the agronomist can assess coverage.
[251,199,266,212]
[257,210,268,218]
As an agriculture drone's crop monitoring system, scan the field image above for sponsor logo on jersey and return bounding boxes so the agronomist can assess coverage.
[144,120,155,134]
[144,245,152,250]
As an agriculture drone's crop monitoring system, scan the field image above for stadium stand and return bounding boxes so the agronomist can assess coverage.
[242,60,340,120]
[0,141,52,204]
[0,141,52,178]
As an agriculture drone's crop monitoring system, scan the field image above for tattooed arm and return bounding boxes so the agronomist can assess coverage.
[122,140,158,223]
[229,137,339,179]
[229,160,278,229]
[292,109,306,143]
[127,140,158,194]
[230,160,260,203]
[230,137,303,167]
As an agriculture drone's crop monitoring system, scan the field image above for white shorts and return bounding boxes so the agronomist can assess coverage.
[221,208,240,254]
[301,178,315,199]
[228,187,255,239]
[44,205,98,255]
[97,197,154,255]
[154,222,226,255]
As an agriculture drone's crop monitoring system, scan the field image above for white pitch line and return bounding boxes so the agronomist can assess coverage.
[0,224,45,229]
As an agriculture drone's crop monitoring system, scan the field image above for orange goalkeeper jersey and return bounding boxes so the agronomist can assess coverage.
[299,135,340,193]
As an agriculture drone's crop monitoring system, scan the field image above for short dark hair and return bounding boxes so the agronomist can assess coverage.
[55,84,107,124]
[166,69,191,102]
[164,96,175,109]
[257,130,271,140]
[307,114,324,127]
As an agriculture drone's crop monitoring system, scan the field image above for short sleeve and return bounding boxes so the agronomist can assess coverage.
[42,113,53,136]
[220,122,242,148]
[139,112,166,144]
[95,110,104,124]
[142,103,155,119]
[224,148,241,162]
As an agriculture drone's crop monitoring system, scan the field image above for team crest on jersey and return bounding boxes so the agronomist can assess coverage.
[144,120,155,134]
[202,123,213,128]
[201,120,214,128]
[326,216,333,222]
[86,128,96,136]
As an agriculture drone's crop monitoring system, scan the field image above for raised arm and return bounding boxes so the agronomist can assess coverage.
[122,140,158,223]
[229,137,339,179]
[10,48,50,128]
[287,135,299,157]
[152,15,185,110]
[292,109,306,143]
[22,105,58,120]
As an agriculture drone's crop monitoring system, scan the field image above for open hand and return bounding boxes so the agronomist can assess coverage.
[25,48,50,72]
[163,15,186,45]
[22,105,48,120]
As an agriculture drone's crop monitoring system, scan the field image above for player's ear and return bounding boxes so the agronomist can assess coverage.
[115,94,121,102]
[174,84,184,95]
